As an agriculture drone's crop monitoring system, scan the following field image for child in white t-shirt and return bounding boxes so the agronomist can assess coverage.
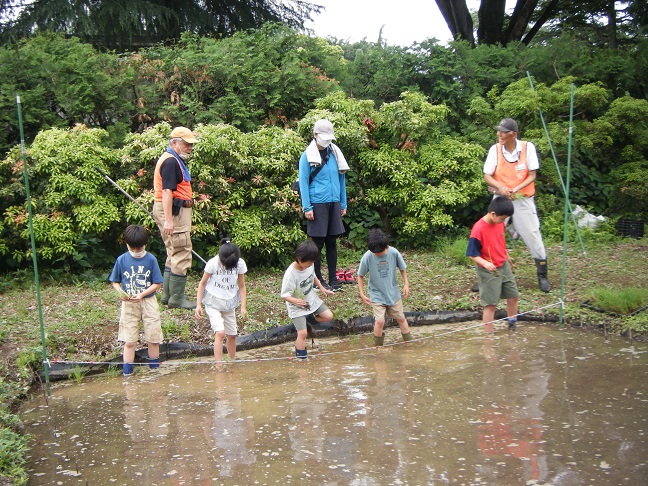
[281,240,335,359]
[195,238,247,362]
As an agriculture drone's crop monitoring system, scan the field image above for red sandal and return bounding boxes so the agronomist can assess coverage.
[335,269,346,283]
[343,269,356,284]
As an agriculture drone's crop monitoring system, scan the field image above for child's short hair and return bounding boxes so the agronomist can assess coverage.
[294,240,320,262]
[488,197,515,217]
[367,228,389,254]
[219,237,240,270]
[124,224,149,249]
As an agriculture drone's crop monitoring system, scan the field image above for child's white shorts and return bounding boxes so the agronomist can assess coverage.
[205,306,238,335]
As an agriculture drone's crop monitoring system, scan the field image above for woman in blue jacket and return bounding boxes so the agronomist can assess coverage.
[297,119,350,292]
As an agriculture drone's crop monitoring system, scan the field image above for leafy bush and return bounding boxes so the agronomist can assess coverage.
[1,33,646,273]
[1,89,492,272]
[311,91,486,248]
[469,77,648,222]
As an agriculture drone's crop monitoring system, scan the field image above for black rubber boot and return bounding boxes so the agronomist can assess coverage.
[295,347,308,359]
[161,267,171,305]
[168,274,196,309]
[534,258,552,293]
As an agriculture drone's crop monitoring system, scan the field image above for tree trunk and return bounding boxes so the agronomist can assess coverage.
[502,0,539,44]
[606,0,617,49]
[434,0,475,46]
[477,0,506,45]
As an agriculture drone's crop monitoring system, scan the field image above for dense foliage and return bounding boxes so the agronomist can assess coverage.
[0,27,646,273]
[1,90,485,272]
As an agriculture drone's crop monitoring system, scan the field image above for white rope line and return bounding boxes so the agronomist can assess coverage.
[44,300,564,367]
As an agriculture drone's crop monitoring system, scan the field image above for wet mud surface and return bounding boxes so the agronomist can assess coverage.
[20,322,648,485]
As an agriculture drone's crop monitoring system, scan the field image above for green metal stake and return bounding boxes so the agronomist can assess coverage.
[560,84,575,327]
[526,72,586,256]
[16,94,50,395]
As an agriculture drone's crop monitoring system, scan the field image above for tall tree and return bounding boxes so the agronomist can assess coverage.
[0,0,323,50]
[434,0,641,47]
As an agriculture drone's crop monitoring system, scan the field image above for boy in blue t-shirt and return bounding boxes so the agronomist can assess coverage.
[466,197,519,333]
[109,225,164,376]
[357,229,411,346]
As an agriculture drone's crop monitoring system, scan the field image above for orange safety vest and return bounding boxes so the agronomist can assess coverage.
[153,153,192,202]
[493,141,535,197]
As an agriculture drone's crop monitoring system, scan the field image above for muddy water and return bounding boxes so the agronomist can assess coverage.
[20,323,648,485]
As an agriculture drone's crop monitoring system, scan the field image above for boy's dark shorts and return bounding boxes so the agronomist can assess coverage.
[477,260,519,306]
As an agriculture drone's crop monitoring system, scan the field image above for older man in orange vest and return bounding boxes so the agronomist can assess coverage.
[482,118,551,293]
[153,127,198,309]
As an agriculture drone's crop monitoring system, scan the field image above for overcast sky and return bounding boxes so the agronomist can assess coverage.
[302,0,510,47]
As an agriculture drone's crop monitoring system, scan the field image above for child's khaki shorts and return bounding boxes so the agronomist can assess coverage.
[371,299,406,321]
[118,297,163,343]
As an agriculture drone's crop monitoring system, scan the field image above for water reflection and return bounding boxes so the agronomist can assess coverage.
[209,370,256,477]
[477,335,548,482]
[21,324,648,484]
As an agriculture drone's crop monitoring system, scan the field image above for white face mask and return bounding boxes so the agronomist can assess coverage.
[316,135,332,148]
[128,247,146,258]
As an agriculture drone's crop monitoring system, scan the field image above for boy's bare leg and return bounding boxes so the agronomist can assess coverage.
[225,335,237,359]
[123,341,136,375]
[506,297,519,330]
[506,298,519,319]
[373,319,385,338]
[296,329,307,351]
[483,305,496,333]
[373,318,385,345]
[123,341,136,364]
[397,317,412,341]
[397,317,410,334]
[315,310,334,322]
[147,343,160,360]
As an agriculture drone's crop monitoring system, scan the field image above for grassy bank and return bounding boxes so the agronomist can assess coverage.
[1,236,647,483]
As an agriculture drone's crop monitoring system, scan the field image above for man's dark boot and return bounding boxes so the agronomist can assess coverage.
[534,258,551,293]
[161,267,171,305]
[373,334,384,346]
[168,274,196,309]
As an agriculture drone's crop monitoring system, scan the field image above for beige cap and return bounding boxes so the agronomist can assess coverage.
[170,127,198,143]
